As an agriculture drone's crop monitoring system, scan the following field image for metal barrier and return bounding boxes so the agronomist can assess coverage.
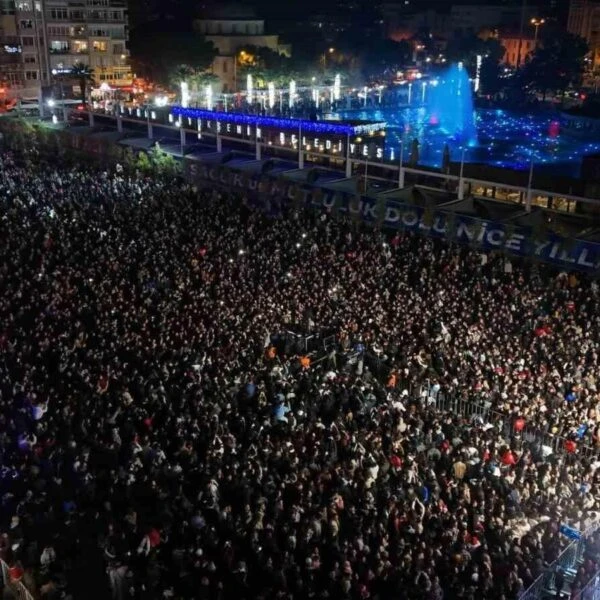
[412,376,600,600]
[573,571,600,600]
[0,558,35,600]
[416,380,600,600]
[423,383,599,460]
[519,522,600,600]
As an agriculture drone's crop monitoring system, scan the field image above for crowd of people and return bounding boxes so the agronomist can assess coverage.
[1,149,600,600]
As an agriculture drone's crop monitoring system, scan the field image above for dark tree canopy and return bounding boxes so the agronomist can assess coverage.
[128,24,216,85]
[359,38,412,78]
[517,31,589,100]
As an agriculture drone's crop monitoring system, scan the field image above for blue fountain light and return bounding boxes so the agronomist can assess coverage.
[332,67,597,177]
[427,62,476,144]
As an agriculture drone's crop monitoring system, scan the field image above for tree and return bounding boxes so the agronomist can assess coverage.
[70,63,95,104]
[189,71,219,92]
[237,46,298,87]
[171,64,194,90]
[170,66,218,102]
[148,144,180,178]
[446,35,505,96]
[128,23,216,86]
[122,147,136,172]
[359,38,412,79]
[135,151,151,173]
[517,32,589,100]
[479,39,505,96]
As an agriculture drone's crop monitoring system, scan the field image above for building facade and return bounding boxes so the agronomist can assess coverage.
[385,2,540,40]
[194,3,290,93]
[568,0,600,70]
[0,0,131,102]
[500,33,536,67]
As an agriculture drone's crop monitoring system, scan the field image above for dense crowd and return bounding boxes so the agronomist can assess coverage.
[1,150,600,600]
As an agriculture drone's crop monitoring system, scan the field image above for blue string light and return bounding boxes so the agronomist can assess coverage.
[334,106,596,176]
[171,106,384,135]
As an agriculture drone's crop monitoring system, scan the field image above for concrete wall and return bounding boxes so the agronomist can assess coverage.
[195,19,265,36]
[205,34,281,55]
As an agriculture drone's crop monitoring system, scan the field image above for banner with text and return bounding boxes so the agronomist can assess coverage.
[184,161,600,274]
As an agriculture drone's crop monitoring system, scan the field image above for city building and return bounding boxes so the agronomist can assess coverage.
[447,3,537,38]
[500,31,537,67]
[387,8,449,41]
[194,3,291,93]
[384,2,539,41]
[567,0,600,70]
[549,0,572,21]
[0,0,131,102]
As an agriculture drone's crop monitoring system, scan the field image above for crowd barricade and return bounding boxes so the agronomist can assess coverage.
[520,524,600,600]
[282,330,321,355]
[573,571,600,600]
[419,382,599,460]
[0,558,35,600]
[414,381,600,600]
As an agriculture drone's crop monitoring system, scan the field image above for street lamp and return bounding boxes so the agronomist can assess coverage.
[322,47,335,71]
[234,50,247,92]
[531,18,545,44]
[268,82,275,109]
[247,73,253,105]
[180,81,190,108]
[50,68,68,122]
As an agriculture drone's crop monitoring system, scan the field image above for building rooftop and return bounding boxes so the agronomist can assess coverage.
[200,3,260,20]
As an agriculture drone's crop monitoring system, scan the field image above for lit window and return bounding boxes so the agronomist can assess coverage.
[50,40,69,52]
[74,40,87,52]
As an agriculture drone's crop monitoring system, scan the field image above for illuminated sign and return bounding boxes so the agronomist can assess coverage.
[172,107,386,159]
[184,163,600,274]
[3,45,21,54]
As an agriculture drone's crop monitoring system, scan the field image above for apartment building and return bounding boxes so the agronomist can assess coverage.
[568,0,600,70]
[0,0,131,101]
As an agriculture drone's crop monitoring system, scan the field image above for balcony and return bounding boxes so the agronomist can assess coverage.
[49,47,70,54]
[86,17,126,24]
[46,16,86,23]
[87,0,127,5]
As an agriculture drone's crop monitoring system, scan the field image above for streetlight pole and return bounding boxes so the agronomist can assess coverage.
[526,158,534,212]
[458,146,466,200]
[398,139,405,188]
[516,0,527,69]
[345,133,352,178]
[298,124,303,169]
[51,69,68,122]
[531,18,545,45]
[322,47,334,73]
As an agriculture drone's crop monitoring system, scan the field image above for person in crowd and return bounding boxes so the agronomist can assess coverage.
[0,150,599,600]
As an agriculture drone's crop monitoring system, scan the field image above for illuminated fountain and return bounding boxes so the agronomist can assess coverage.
[328,62,598,176]
[427,62,476,144]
